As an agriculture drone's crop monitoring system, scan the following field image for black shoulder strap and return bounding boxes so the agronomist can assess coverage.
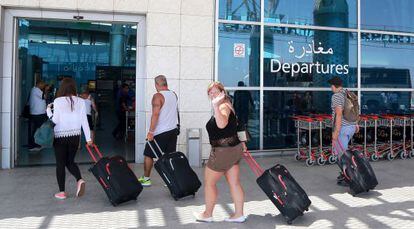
[172,91,180,126]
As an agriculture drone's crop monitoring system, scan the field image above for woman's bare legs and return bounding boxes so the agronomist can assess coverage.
[224,164,244,218]
[202,166,224,218]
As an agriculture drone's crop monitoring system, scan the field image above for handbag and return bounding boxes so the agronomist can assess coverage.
[34,120,55,147]
[236,116,250,142]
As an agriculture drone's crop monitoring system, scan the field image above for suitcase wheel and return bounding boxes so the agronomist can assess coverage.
[350,191,356,197]
[287,220,292,225]
[173,197,179,201]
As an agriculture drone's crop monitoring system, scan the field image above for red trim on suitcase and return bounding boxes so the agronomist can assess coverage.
[278,175,287,191]
[105,163,111,175]
[343,168,351,181]
[272,191,284,206]
[351,156,358,168]
[99,177,109,189]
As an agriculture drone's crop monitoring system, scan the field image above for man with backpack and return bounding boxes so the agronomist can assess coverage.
[328,76,359,186]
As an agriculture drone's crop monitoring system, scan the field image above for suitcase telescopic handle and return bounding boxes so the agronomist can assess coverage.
[86,143,103,163]
[333,140,346,156]
[146,139,164,159]
[243,150,264,177]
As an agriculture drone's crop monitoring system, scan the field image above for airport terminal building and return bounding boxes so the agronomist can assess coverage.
[1,0,413,168]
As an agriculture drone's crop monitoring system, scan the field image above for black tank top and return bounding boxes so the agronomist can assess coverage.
[206,111,240,147]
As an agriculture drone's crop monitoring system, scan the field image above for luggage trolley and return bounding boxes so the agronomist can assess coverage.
[352,115,382,161]
[391,115,411,160]
[293,115,319,166]
[408,114,414,159]
[377,114,407,160]
[313,114,337,165]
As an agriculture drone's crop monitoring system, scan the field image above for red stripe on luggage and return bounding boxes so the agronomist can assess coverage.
[278,175,287,191]
[99,177,108,189]
[272,191,284,206]
[342,168,351,181]
[351,156,358,168]
[105,163,111,175]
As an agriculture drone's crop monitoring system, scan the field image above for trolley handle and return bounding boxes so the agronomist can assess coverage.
[333,140,346,156]
[146,139,164,160]
[86,144,103,163]
[295,117,314,122]
[292,115,313,120]
[366,114,379,120]
[243,150,265,177]
[314,114,332,119]
[380,114,395,120]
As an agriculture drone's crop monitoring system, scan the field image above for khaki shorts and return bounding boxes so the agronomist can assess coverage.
[207,143,243,172]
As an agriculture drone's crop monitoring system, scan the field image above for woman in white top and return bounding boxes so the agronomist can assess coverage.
[46,78,93,200]
[80,90,98,142]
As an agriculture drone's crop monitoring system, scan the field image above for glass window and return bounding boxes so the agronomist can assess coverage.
[228,90,260,150]
[362,0,414,33]
[219,0,261,22]
[218,23,260,87]
[361,92,414,114]
[263,91,333,149]
[264,0,357,28]
[361,32,414,88]
[264,27,357,88]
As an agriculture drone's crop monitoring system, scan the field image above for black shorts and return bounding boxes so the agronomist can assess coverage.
[87,115,94,130]
[143,129,178,158]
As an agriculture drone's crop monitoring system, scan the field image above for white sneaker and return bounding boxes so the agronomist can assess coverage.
[194,212,213,223]
[224,215,247,223]
[29,147,42,152]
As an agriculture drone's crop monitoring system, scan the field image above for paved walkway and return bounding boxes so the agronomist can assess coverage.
[0,155,413,229]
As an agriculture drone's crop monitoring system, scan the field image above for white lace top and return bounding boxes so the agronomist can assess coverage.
[46,96,91,142]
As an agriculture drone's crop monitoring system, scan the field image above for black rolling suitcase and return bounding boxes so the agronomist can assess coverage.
[335,141,378,196]
[244,151,311,225]
[87,144,143,206]
[147,140,201,200]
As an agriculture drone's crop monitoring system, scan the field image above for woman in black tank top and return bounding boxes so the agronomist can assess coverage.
[194,82,247,223]
[206,110,240,147]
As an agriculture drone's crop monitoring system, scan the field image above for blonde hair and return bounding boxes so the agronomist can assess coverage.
[207,81,225,95]
[207,81,234,112]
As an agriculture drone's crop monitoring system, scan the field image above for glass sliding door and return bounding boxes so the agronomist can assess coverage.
[16,19,137,166]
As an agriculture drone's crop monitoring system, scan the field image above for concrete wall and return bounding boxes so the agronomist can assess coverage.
[0,7,3,168]
[0,0,215,167]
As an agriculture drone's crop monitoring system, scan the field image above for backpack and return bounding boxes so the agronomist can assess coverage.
[343,90,360,122]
